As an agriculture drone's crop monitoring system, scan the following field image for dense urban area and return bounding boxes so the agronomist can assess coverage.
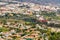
[0,1,60,40]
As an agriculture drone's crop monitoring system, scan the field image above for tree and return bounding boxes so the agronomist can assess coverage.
[49,32,60,40]
[26,38,33,40]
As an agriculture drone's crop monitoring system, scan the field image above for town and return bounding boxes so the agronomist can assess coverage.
[0,1,60,40]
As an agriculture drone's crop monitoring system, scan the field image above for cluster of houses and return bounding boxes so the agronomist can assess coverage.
[0,1,60,40]
[0,2,60,15]
[0,19,50,40]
